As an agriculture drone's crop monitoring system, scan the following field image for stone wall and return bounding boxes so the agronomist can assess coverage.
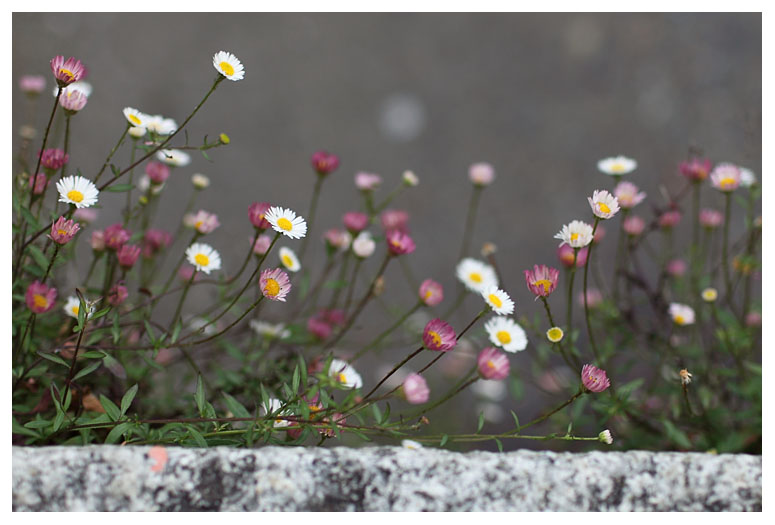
[12,446,761,511]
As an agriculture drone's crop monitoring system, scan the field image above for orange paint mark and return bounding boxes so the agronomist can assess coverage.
[149,446,168,472]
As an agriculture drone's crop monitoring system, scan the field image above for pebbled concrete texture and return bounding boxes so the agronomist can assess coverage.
[13,446,761,511]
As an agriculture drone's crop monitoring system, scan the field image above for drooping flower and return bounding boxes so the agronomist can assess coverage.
[710,163,741,192]
[557,244,588,268]
[402,373,430,404]
[477,347,510,380]
[658,210,682,229]
[482,286,514,315]
[581,364,610,393]
[403,170,419,186]
[484,317,527,353]
[50,56,85,87]
[328,358,363,389]
[343,211,369,233]
[39,149,69,172]
[469,162,495,186]
[185,243,222,274]
[588,190,620,219]
[623,215,646,236]
[699,209,723,229]
[56,175,99,208]
[279,246,301,272]
[213,51,245,81]
[381,209,409,233]
[103,223,131,251]
[613,181,646,209]
[190,210,220,235]
[679,368,693,386]
[355,172,382,191]
[248,202,272,229]
[156,149,191,167]
[59,89,87,113]
[679,158,712,182]
[117,244,141,269]
[524,264,560,298]
[107,284,128,306]
[49,216,80,244]
[419,279,444,307]
[19,75,46,95]
[311,150,339,176]
[192,173,210,189]
[554,220,594,249]
[28,173,48,195]
[123,107,151,128]
[599,430,613,445]
[143,229,172,258]
[259,268,292,302]
[597,155,637,176]
[701,288,718,303]
[265,206,308,239]
[145,161,170,184]
[25,281,57,314]
[668,303,695,326]
[386,230,416,255]
[422,319,457,352]
[352,231,376,258]
[456,258,498,293]
[546,326,564,343]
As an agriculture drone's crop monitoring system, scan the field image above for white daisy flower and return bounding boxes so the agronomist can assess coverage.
[554,220,594,248]
[597,156,637,176]
[278,246,301,272]
[588,190,621,219]
[63,295,96,319]
[185,243,222,274]
[739,167,757,188]
[192,173,210,189]
[122,107,151,128]
[249,320,290,340]
[456,258,498,293]
[54,81,92,98]
[328,358,363,389]
[484,317,528,353]
[482,286,514,315]
[352,231,376,258]
[213,51,245,81]
[265,206,308,239]
[156,149,191,167]
[402,439,423,450]
[145,114,177,135]
[668,303,695,326]
[262,398,291,428]
[128,126,146,139]
[701,288,718,303]
[56,175,99,209]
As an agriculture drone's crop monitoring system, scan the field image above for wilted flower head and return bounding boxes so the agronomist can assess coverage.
[104,223,131,251]
[524,264,560,298]
[557,244,588,268]
[26,281,57,314]
[679,368,693,386]
[117,244,141,269]
[469,162,495,186]
[343,211,369,233]
[39,149,69,172]
[49,216,80,244]
[613,181,646,209]
[419,279,444,307]
[20,75,46,95]
[699,208,723,229]
[422,319,457,352]
[710,163,741,192]
[386,230,416,256]
[311,150,339,176]
[581,364,610,393]
[107,284,129,306]
[658,210,682,229]
[680,158,712,182]
[146,161,170,184]
[212,51,245,81]
[555,220,594,248]
[50,55,85,86]
[402,373,430,404]
[477,347,510,380]
[623,215,646,236]
[248,202,272,229]
[381,209,409,233]
[59,89,87,113]
[403,170,419,186]
[597,155,637,176]
[668,303,695,326]
[259,268,292,302]
[355,172,382,191]
[588,190,620,219]
[352,231,376,258]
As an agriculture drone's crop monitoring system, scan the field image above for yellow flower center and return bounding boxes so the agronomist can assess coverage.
[264,278,280,297]
[486,360,495,369]
[488,294,503,308]
[610,162,625,173]
[282,254,294,267]
[308,404,321,413]
[570,232,579,241]
[33,294,48,309]
[469,272,482,283]
[57,229,67,236]
[720,177,736,189]
[277,217,293,231]
[219,61,235,76]
[674,315,685,325]
[424,289,433,299]
[128,114,142,125]
[72,305,79,315]
[547,327,563,342]
[496,330,511,344]
[59,67,74,80]
[194,253,210,267]
[194,220,204,230]
[597,202,611,214]
[338,372,348,384]
[67,190,84,203]
[428,330,442,347]
[533,279,552,293]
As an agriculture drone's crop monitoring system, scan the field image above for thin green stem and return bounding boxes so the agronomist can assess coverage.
[583,218,602,365]
[459,186,482,260]
[299,174,324,259]
[722,193,733,304]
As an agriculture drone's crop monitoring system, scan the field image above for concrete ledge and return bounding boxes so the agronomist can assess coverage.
[12,446,761,511]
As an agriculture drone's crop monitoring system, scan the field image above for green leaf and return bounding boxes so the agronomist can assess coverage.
[494,438,503,453]
[52,411,65,432]
[171,321,182,343]
[99,395,121,422]
[222,392,250,419]
[510,410,520,433]
[27,244,49,271]
[73,360,101,381]
[439,434,449,447]
[37,351,70,367]
[476,411,485,433]
[120,384,139,416]
[195,375,205,416]
[292,364,300,394]
[13,418,40,438]
[663,420,692,449]
[186,425,208,447]
[105,184,135,192]
[90,306,111,321]
[105,422,133,444]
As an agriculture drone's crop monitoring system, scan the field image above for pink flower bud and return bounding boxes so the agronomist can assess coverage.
[248,202,272,229]
[311,150,339,176]
[402,373,430,404]
[343,211,369,233]
[469,162,495,186]
[117,244,141,269]
[26,281,57,314]
[581,364,610,393]
[145,161,170,184]
[386,230,415,256]
[477,347,510,380]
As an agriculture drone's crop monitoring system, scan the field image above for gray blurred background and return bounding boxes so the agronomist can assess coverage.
[13,13,761,447]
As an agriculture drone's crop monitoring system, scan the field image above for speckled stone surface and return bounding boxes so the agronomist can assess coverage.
[12,446,761,511]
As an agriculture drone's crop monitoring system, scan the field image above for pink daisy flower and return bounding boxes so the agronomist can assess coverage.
[146,161,170,184]
[28,173,48,195]
[49,216,80,245]
[680,158,712,182]
[524,264,560,298]
[419,279,444,307]
[191,210,220,234]
[386,230,416,256]
[381,209,409,233]
[248,202,272,229]
[107,284,129,306]
[25,281,57,314]
[307,316,332,340]
[38,149,68,172]
[104,223,131,251]
[143,229,172,258]
[59,89,87,113]
[623,215,646,236]
[259,268,292,302]
[117,244,141,269]
[19,75,46,95]
[422,318,457,352]
[50,56,86,87]
[402,373,430,404]
[581,364,610,393]
[469,162,495,186]
[90,230,106,252]
[355,172,382,191]
[557,244,588,268]
[311,150,339,176]
[699,209,723,229]
[477,347,510,380]
[710,163,741,192]
[343,211,369,233]
[613,181,646,209]
[658,210,682,229]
